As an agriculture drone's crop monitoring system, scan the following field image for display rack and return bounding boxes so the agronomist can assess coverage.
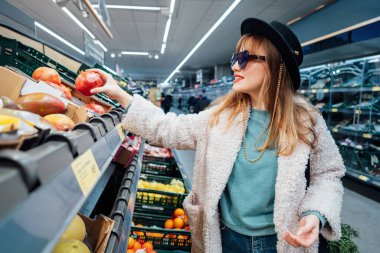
[0,110,126,253]
[300,53,380,190]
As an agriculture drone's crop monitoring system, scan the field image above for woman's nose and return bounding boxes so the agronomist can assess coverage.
[231,61,240,72]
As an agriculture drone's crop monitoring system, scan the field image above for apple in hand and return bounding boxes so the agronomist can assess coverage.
[75,71,106,96]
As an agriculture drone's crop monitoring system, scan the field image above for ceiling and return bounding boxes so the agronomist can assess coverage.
[6,0,328,82]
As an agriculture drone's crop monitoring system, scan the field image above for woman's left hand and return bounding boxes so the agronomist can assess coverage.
[283,215,320,248]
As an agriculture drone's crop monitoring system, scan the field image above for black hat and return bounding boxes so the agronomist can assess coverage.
[241,18,303,91]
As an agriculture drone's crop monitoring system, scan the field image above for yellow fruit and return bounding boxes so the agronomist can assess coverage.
[52,239,91,253]
[0,114,20,133]
[128,237,135,249]
[61,215,86,241]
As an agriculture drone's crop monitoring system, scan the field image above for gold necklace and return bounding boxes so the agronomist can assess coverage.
[242,63,283,163]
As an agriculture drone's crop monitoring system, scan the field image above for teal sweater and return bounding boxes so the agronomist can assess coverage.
[219,109,326,236]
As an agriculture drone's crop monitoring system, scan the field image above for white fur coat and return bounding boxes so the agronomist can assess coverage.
[122,95,345,253]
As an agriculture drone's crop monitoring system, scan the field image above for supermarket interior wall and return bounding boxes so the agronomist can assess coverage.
[290,0,380,44]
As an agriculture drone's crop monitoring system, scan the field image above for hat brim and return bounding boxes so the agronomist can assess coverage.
[241,18,300,90]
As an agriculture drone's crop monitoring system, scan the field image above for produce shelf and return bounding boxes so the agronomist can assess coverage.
[0,110,126,253]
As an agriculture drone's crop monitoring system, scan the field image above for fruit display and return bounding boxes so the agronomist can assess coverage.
[60,215,86,241]
[32,67,61,85]
[85,102,106,115]
[16,93,66,116]
[137,178,185,194]
[52,239,91,253]
[127,237,157,253]
[44,114,74,131]
[143,144,172,158]
[75,71,106,96]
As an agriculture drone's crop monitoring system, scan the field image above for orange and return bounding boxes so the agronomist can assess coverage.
[136,224,144,227]
[185,225,190,230]
[133,241,141,250]
[127,250,135,253]
[128,237,135,249]
[164,219,174,229]
[142,242,154,250]
[173,208,185,218]
[173,217,185,229]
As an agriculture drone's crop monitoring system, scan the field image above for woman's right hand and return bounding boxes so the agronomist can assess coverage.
[87,69,133,108]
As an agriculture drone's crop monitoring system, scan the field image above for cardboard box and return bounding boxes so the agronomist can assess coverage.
[79,213,114,253]
[0,67,26,101]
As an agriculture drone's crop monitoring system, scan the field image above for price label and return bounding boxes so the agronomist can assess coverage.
[311,89,317,93]
[363,133,372,138]
[142,205,164,211]
[323,89,329,93]
[372,86,380,91]
[117,124,125,141]
[355,109,361,114]
[300,90,306,94]
[358,175,369,181]
[333,128,338,132]
[71,150,100,196]
[331,108,338,112]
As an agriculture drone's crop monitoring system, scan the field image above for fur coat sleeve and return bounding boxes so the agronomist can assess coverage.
[299,112,346,241]
[121,94,212,150]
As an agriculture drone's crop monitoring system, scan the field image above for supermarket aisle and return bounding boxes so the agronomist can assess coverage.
[170,107,380,253]
[342,188,380,252]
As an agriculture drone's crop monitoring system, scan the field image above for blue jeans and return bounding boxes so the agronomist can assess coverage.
[221,222,277,253]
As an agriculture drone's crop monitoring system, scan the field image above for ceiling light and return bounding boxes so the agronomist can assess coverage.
[164,0,241,83]
[118,53,122,57]
[149,54,153,59]
[61,7,95,39]
[110,53,115,58]
[154,55,159,60]
[102,65,117,75]
[93,5,161,11]
[121,51,149,56]
[161,43,166,54]
[94,40,108,52]
[163,18,171,43]
[34,21,85,55]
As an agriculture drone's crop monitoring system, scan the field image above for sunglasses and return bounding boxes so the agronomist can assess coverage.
[231,50,266,69]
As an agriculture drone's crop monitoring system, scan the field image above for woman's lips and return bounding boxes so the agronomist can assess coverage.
[234,75,243,83]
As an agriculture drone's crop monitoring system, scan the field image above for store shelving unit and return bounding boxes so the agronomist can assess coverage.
[0,110,127,253]
[300,54,380,191]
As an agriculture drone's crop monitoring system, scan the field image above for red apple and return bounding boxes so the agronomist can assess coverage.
[75,71,106,96]
[85,102,106,114]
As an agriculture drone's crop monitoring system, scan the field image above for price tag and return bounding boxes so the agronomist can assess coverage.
[117,124,125,141]
[311,89,317,93]
[355,109,361,114]
[358,175,369,181]
[300,90,306,94]
[71,150,100,196]
[372,86,380,91]
[363,133,372,138]
[331,108,338,112]
[333,128,338,132]
[323,89,329,93]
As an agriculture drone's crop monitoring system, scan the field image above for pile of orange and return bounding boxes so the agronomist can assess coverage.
[127,237,156,253]
[164,208,190,230]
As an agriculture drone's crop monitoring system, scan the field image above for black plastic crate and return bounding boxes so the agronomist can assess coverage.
[131,212,191,252]
[135,174,187,215]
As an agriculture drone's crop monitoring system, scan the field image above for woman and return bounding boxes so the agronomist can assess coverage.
[90,18,345,253]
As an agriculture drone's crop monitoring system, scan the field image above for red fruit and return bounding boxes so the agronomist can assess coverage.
[85,102,106,115]
[44,114,75,131]
[32,67,61,85]
[75,71,106,96]
[45,81,72,100]
[17,93,65,116]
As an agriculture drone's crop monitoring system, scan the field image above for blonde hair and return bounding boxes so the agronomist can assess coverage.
[209,35,317,156]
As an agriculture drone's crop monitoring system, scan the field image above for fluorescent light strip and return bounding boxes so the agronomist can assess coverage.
[164,0,241,83]
[61,7,95,39]
[161,0,176,54]
[301,16,380,47]
[161,43,166,54]
[93,5,161,11]
[95,40,108,52]
[35,21,85,55]
[121,51,149,56]
[103,65,117,75]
